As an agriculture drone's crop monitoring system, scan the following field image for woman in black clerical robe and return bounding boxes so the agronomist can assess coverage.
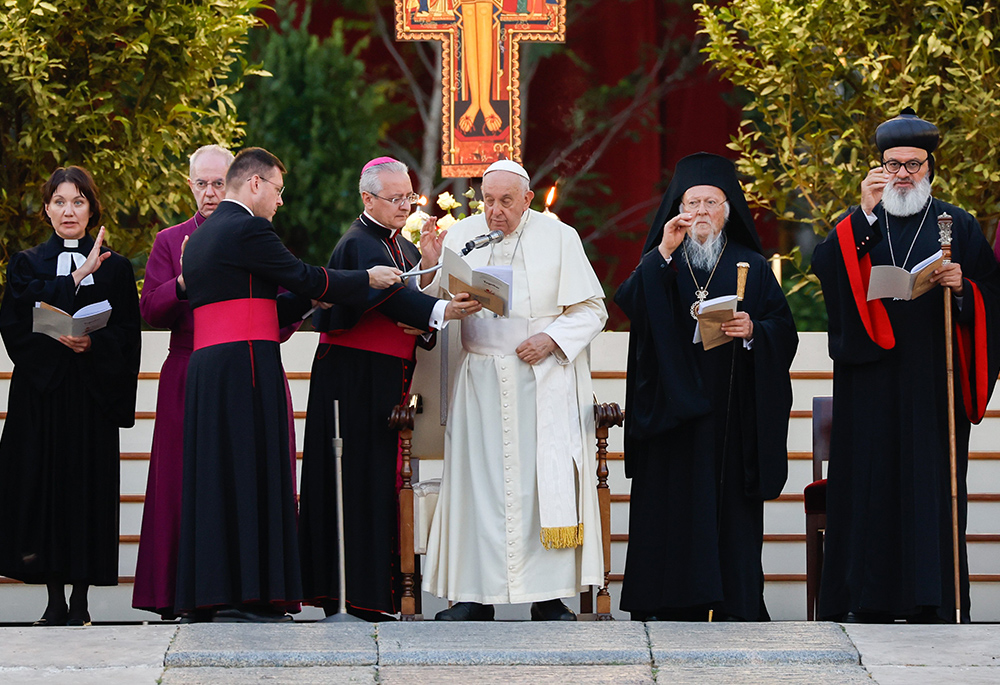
[0,167,141,626]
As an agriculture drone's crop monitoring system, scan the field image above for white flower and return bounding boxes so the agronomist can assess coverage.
[403,210,432,245]
[437,213,457,231]
[436,192,461,212]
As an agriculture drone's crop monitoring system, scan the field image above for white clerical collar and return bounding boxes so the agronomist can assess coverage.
[62,238,80,248]
[362,211,400,239]
[222,198,254,216]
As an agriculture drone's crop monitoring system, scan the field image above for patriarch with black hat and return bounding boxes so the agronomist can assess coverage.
[813,110,1000,623]
[615,152,798,621]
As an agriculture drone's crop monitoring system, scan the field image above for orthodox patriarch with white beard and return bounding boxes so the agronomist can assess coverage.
[813,109,1000,623]
[616,153,797,621]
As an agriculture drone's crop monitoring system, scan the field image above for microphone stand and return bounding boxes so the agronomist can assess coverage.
[320,400,364,623]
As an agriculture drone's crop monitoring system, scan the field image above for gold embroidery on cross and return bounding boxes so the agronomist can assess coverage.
[395,0,566,178]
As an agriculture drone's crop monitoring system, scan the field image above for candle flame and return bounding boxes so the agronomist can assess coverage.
[418,195,428,206]
[545,185,557,208]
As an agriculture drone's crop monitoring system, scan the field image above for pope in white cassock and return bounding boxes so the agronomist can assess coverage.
[417,160,607,620]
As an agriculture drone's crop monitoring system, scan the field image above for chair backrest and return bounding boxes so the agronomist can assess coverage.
[812,396,833,482]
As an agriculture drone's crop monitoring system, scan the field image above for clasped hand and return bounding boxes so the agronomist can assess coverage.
[930,262,964,296]
[721,311,753,340]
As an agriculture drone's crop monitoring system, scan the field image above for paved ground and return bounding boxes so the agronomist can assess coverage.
[0,621,997,683]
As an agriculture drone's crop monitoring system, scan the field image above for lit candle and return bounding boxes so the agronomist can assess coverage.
[542,185,559,221]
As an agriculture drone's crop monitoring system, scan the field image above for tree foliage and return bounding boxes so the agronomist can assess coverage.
[695,0,1000,237]
[0,0,263,286]
[234,0,389,265]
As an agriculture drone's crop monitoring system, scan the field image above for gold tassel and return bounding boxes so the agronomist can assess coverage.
[540,523,584,549]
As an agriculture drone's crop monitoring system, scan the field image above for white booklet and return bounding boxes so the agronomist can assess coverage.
[867,250,943,301]
[693,294,737,350]
[442,247,512,317]
[32,300,112,340]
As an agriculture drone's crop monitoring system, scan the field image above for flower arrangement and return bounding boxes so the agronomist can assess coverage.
[403,187,484,248]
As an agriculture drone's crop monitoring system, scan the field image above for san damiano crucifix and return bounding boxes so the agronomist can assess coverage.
[395,0,565,177]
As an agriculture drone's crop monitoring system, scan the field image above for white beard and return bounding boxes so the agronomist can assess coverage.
[683,231,725,272]
[881,175,932,217]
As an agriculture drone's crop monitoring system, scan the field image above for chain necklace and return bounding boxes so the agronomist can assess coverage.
[682,235,727,320]
[885,196,933,269]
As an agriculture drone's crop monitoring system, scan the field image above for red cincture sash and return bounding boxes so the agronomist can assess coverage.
[955,281,990,423]
[193,298,280,350]
[320,310,417,361]
[836,214,895,349]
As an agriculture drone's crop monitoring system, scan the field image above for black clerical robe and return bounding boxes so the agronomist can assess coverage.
[813,199,1000,622]
[0,233,140,585]
[299,215,439,616]
[174,201,370,613]
[615,240,797,620]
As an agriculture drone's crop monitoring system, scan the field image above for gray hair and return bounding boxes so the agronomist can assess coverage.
[359,160,409,195]
[189,144,234,179]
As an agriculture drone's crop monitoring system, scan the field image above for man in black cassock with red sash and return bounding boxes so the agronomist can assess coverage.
[175,147,401,622]
[615,153,798,621]
[298,158,476,621]
[814,110,1000,623]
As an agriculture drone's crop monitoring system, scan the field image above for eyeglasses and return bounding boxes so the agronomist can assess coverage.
[370,192,420,207]
[252,175,285,197]
[192,179,225,191]
[682,198,726,211]
[882,158,927,174]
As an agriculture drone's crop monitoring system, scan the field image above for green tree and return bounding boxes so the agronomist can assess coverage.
[0,0,264,286]
[695,0,1000,237]
[233,0,389,265]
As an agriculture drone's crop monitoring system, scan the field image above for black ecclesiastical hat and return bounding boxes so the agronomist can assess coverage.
[875,108,940,153]
[642,152,763,257]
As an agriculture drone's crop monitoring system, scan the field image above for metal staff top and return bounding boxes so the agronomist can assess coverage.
[938,212,954,263]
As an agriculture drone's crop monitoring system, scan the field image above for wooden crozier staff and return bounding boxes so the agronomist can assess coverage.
[710,260,750,623]
[937,212,962,624]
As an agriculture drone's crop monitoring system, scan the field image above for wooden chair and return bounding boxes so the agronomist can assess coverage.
[804,395,833,620]
[389,393,624,620]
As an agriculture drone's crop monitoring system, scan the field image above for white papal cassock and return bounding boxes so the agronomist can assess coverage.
[422,208,608,604]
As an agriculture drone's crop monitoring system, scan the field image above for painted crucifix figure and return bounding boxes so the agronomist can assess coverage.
[396,0,565,177]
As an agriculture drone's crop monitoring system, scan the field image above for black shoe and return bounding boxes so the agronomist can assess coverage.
[66,609,91,627]
[33,605,68,627]
[530,599,576,621]
[179,609,214,624]
[434,602,495,621]
[213,607,293,623]
[842,610,892,624]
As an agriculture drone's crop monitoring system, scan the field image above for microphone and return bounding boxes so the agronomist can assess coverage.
[461,229,504,256]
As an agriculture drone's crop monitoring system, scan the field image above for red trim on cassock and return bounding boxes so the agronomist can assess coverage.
[836,215,895,349]
[193,298,280,350]
[320,310,418,361]
[955,280,990,423]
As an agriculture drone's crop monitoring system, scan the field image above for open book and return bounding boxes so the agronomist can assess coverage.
[867,250,943,301]
[693,294,737,351]
[442,247,512,317]
[32,300,112,340]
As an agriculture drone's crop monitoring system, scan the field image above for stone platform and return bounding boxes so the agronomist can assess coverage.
[1,621,997,684]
